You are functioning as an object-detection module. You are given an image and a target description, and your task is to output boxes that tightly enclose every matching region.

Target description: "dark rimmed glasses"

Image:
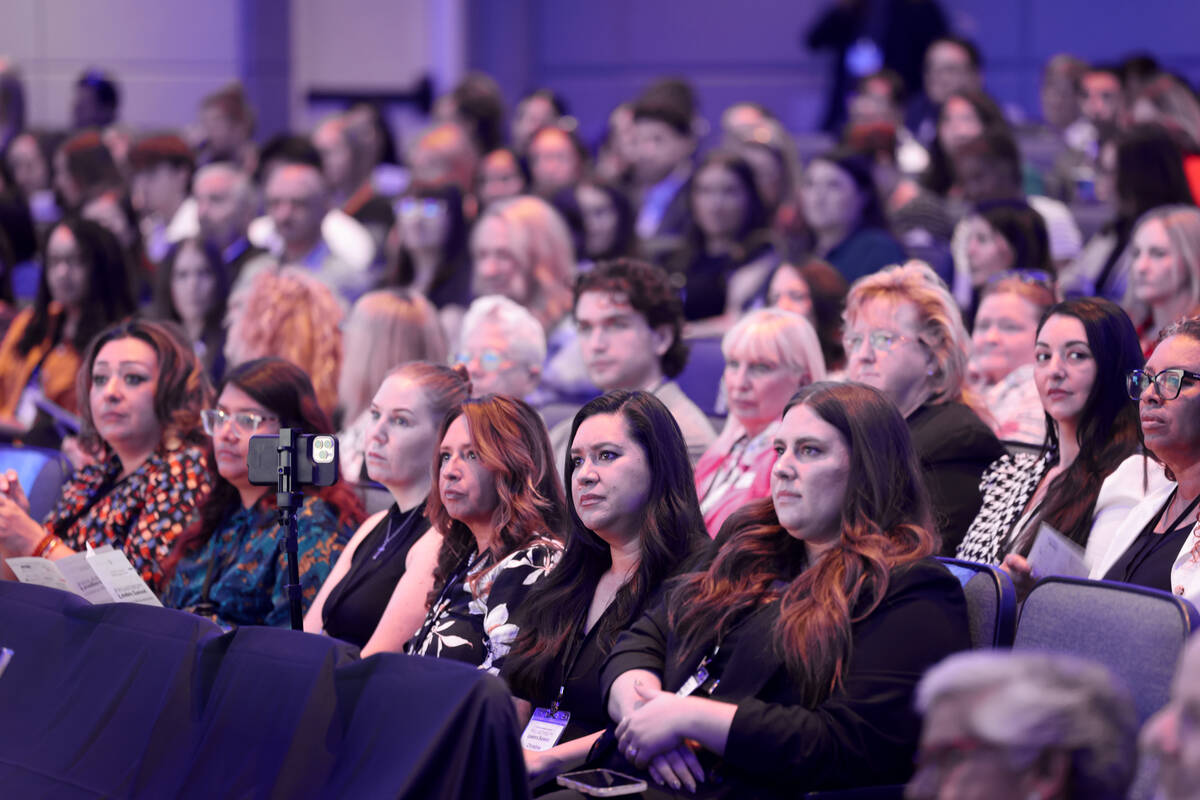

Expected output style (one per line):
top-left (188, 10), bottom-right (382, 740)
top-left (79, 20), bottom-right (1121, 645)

top-left (1126, 368), bottom-right (1200, 401)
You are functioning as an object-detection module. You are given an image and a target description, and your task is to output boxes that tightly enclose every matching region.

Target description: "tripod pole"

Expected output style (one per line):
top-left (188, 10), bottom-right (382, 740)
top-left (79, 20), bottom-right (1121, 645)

top-left (277, 428), bottom-right (304, 631)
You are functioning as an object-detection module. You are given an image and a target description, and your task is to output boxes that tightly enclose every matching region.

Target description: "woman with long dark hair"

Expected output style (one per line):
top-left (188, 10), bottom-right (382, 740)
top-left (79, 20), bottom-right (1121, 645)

top-left (563, 382), bottom-right (968, 797)
top-left (504, 390), bottom-right (708, 785)
top-left (957, 298), bottom-right (1162, 584)
top-left (153, 236), bottom-right (231, 383)
top-left (800, 149), bottom-right (905, 285)
top-left (392, 395), bottom-right (567, 670)
top-left (383, 184), bottom-right (471, 311)
top-left (161, 358), bottom-right (363, 626)
top-left (668, 151), bottom-right (779, 328)
top-left (0, 217), bottom-right (134, 440)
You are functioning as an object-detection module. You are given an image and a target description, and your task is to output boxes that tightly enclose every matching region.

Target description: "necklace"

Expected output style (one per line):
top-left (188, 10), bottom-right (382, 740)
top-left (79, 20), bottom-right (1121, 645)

top-left (371, 506), bottom-right (415, 560)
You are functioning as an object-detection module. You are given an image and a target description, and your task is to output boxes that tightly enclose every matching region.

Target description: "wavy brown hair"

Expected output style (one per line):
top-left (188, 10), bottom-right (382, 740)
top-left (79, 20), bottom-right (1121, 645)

top-left (425, 394), bottom-right (567, 604)
top-left (75, 318), bottom-right (211, 458)
top-left (668, 381), bottom-right (936, 706)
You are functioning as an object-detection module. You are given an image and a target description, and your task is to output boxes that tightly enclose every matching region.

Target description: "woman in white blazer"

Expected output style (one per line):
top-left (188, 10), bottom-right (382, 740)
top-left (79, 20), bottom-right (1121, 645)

top-left (1092, 319), bottom-right (1200, 599)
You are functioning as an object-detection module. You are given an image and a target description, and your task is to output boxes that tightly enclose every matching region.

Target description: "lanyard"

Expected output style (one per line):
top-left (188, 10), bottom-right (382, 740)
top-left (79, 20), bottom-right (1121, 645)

top-left (1123, 490), bottom-right (1200, 582)
top-left (549, 609), bottom-right (595, 713)
top-left (409, 548), bottom-right (479, 652)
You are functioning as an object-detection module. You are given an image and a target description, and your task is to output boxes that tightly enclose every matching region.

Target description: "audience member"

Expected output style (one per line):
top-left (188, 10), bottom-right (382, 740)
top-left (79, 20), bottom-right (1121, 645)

top-left (588, 382), bottom-right (968, 796)
top-left (695, 308), bottom-right (824, 536)
top-left (383, 184), bottom-right (471, 311)
top-left (71, 68), bottom-right (120, 130)
top-left (1063, 124), bottom-right (1196, 300)
top-left (476, 147), bottom-right (528, 208)
top-left (801, 149), bottom-right (906, 286)
top-left (844, 261), bottom-right (1005, 552)
top-left (506, 390), bottom-right (708, 785)
top-left (225, 267), bottom-right (344, 419)
top-left (511, 88), bottom-right (568, 157)
top-left (0, 218), bottom-right (135, 442)
top-left (669, 151), bottom-right (777, 327)
top-left (195, 81), bottom-right (257, 171)
top-left (594, 102), bottom-right (637, 189)
top-left (53, 130), bottom-right (123, 214)
top-left (1131, 74), bottom-right (1200, 163)
top-left (261, 160), bottom-right (372, 303)
top-left (631, 80), bottom-right (698, 246)
top-left (1040, 53), bottom-right (1087, 134)
top-left (958, 299), bottom-right (1156, 582)
top-left (963, 200), bottom-right (1054, 291)
top-left (453, 295), bottom-right (546, 400)
top-left (153, 236), bottom-right (230, 382)
top-left (398, 395), bottom-right (566, 668)
top-left (191, 162), bottom-right (271, 283)
top-left (336, 289), bottom-right (448, 480)
top-left (6, 130), bottom-right (64, 229)
top-left (846, 69), bottom-right (930, 175)
top-left (765, 258), bottom-right (850, 371)
top-left (528, 124), bottom-right (588, 199)
top-left (923, 87), bottom-right (1009, 198)
top-left (311, 113), bottom-right (395, 252)
top-left (1142, 631), bottom-right (1200, 800)
top-left (161, 358), bottom-right (362, 626)
top-left (433, 72), bottom-right (506, 156)
top-left (549, 259), bottom-right (715, 466)
top-left (967, 274), bottom-right (1056, 445)
top-left (1123, 205), bottom-right (1200, 354)
top-left (307, 362), bottom-right (470, 649)
top-left (551, 180), bottom-right (637, 267)
top-left (1093, 318), bottom-right (1200, 599)
top-left (0, 58), bottom-right (24, 155)
top-left (907, 650), bottom-right (1137, 800)
top-left (0, 319), bottom-right (212, 590)
top-left (408, 121), bottom-right (479, 198)
top-left (910, 36), bottom-right (985, 145)
top-left (128, 133), bottom-right (194, 263)
top-left (344, 102), bottom-right (406, 198)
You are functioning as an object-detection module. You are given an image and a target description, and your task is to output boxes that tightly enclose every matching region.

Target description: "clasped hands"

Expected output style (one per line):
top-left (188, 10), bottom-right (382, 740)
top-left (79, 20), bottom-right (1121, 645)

top-left (0, 469), bottom-right (43, 559)
top-left (615, 680), bottom-right (707, 793)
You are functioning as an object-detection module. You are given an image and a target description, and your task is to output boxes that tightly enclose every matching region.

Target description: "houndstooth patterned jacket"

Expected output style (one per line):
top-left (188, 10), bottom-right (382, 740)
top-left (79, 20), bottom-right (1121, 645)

top-left (955, 451), bottom-right (1049, 566)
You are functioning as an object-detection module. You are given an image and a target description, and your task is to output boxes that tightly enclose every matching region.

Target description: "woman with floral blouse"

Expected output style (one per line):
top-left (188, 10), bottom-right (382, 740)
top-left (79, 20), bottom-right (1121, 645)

top-left (161, 358), bottom-right (363, 627)
top-left (394, 394), bottom-right (566, 674)
top-left (0, 320), bottom-right (212, 591)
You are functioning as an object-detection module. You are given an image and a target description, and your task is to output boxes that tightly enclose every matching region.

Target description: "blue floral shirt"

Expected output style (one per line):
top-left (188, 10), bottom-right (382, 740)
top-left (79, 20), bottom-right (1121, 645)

top-left (162, 494), bottom-right (349, 628)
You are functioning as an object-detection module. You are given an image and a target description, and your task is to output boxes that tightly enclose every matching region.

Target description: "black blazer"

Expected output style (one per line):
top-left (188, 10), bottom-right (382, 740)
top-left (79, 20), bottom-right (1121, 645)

top-left (907, 402), bottom-right (1006, 556)
top-left (600, 558), bottom-right (970, 798)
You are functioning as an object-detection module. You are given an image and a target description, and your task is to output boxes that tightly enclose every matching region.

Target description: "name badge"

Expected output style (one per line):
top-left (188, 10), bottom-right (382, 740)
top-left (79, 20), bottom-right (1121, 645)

top-left (675, 666), bottom-right (709, 698)
top-left (521, 707), bottom-right (571, 751)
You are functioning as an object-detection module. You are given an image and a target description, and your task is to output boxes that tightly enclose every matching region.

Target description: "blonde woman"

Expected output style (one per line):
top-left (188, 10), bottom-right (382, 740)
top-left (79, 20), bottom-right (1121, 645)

top-left (694, 308), bottom-right (825, 536)
top-left (1122, 205), bottom-right (1200, 356)
top-left (843, 260), bottom-right (1005, 553)
top-left (224, 267), bottom-right (344, 418)
top-left (336, 289), bottom-right (448, 481)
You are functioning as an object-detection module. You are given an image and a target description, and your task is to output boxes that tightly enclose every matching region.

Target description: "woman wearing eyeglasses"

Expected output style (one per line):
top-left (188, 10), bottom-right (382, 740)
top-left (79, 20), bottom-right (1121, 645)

top-left (843, 261), bottom-right (1005, 554)
top-left (1092, 318), bottom-right (1200, 599)
top-left (161, 358), bottom-right (363, 627)
top-left (958, 299), bottom-right (1162, 588)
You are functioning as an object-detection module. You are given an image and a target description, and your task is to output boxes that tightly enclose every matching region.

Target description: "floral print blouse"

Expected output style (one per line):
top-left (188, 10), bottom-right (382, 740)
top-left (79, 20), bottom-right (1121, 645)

top-left (162, 493), bottom-right (350, 629)
top-left (407, 538), bottom-right (561, 675)
top-left (45, 444), bottom-right (212, 592)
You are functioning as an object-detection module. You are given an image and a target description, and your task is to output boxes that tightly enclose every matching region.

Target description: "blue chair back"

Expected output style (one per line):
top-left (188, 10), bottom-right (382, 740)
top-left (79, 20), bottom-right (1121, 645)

top-left (1015, 576), bottom-right (1200, 724)
top-left (0, 444), bottom-right (71, 521)
top-left (937, 557), bottom-right (1017, 648)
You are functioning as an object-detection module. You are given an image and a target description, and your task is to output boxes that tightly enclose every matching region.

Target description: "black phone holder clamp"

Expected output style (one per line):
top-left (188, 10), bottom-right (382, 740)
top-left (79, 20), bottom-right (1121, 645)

top-left (275, 428), bottom-right (306, 631)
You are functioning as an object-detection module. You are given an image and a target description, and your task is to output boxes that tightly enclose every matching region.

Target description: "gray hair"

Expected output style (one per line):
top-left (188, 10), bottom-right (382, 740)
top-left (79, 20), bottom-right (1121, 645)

top-left (915, 650), bottom-right (1138, 800)
top-left (458, 294), bottom-right (547, 368)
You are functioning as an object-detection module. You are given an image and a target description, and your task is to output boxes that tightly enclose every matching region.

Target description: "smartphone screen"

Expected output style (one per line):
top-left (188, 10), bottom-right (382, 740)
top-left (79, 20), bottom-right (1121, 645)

top-left (557, 768), bottom-right (647, 794)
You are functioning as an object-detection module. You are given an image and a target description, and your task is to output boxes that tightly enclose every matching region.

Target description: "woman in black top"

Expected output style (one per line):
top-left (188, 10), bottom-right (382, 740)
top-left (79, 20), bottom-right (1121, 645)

top-left (564, 382), bottom-right (969, 798)
top-left (504, 390), bottom-right (708, 786)
top-left (304, 362), bottom-right (470, 648)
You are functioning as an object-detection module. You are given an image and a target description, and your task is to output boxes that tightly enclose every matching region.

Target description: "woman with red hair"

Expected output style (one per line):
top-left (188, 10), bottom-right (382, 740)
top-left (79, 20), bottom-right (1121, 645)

top-left (379, 394), bottom-right (566, 671)
top-left (566, 382), bottom-right (969, 797)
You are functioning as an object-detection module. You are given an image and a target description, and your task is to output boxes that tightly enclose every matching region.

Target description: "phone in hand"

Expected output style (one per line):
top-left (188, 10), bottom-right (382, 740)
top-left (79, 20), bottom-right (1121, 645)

top-left (556, 768), bottom-right (648, 796)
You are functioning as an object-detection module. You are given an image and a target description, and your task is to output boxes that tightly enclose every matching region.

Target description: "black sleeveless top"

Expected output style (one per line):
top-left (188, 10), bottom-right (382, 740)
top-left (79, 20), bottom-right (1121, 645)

top-left (321, 500), bottom-right (430, 648)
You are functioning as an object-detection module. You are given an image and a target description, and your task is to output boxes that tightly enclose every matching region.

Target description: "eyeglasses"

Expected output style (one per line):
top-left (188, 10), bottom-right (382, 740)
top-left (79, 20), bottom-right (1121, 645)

top-left (397, 197), bottom-right (446, 219)
top-left (453, 349), bottom-right (514, 373)
top-left (201, 408), bottom-right (277, 436)
top-left (1127, 368), bottom-right (1200, 401)
top-left (842, 330), bottom-right (919, 354)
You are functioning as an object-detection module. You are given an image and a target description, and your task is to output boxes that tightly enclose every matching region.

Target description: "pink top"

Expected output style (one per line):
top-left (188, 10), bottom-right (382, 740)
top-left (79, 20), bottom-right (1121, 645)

top-left (694, 420), bottom-right (779, 538)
